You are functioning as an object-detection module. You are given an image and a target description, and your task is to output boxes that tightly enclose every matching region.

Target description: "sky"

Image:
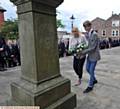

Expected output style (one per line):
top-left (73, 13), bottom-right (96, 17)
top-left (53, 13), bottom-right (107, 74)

top-left (0, 0), bottom-right (17, 19)
top-left (1, 0), bottom-right (120, 32)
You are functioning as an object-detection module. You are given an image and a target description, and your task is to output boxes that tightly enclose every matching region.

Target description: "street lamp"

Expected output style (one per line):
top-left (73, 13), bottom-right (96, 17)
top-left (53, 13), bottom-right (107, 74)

top-left (70, 14), bottom-right (75, 30)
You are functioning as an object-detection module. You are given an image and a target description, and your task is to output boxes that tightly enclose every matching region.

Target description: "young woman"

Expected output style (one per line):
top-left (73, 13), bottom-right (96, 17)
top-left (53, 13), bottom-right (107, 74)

top-left (69, 27), bottom-right (88, 85)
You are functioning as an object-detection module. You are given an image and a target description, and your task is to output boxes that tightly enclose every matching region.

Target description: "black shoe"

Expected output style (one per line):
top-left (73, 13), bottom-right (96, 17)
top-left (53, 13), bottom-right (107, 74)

top-left (93, 80), bottom-right (98, 85)
top-left (0, 68), bottom-right (7, 71)
top-left (83, 87), bottom-right (93, 93)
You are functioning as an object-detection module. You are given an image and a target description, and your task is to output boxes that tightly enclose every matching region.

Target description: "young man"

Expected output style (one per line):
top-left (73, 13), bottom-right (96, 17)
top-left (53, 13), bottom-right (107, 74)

top-left (81, 20), bottom-right (101, 93)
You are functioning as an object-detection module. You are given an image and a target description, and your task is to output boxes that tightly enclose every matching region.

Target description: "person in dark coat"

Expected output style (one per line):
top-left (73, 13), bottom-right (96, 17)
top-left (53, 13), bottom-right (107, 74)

top-left (0, 37), bottom-right (7, 71)
top-left (58, 40), bottom-right (65, 58)
top-left (6, 40), bottom-right (17, 67)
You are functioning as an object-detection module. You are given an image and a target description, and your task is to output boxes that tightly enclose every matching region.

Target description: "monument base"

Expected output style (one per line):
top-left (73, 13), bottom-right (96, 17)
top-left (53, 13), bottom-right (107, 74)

top-left (8, 76), bottom-right (76, 109)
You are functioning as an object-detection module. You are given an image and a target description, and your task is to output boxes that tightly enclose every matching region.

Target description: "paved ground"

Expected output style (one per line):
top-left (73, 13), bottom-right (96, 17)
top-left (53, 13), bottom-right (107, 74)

top-left (0, 47), bottom-right (120, 109)
top-left (60, 47), bottom-right (120, 109)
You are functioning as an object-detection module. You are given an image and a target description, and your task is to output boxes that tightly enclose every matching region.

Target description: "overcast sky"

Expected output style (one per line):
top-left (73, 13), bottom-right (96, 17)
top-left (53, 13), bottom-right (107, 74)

top-left (0, 0), bottom-right (17, 19)
top-left (1, 0), bottom-right (120, 32)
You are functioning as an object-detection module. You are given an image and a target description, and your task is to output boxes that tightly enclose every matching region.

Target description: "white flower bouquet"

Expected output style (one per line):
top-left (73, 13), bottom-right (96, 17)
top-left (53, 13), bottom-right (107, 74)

top-left (69, 43), bottom-right (88, 54)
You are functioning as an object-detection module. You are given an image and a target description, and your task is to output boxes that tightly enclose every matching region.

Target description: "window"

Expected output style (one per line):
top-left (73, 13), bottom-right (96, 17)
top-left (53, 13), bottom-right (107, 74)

top-left (102, 30), bottom-right (106, 36)
top-left (95, 30), bottom-right (98, 33)
top-left (112, 30), bottom-right (115, 36)
top-left (111, 30), bottom-right (119, 36)
top-left (116, 30), bottom-right (119, 36)
top-left (112, 20), bottom-right (119, 27)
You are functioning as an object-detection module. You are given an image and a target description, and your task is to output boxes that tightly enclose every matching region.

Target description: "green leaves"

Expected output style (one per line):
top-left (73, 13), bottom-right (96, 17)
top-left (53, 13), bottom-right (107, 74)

top-left (1, 19), bottom-right (18, 40)
top-left (1, 18), bottom-right (65, 39)
top-left (57, 19), bottom-right (65, 28)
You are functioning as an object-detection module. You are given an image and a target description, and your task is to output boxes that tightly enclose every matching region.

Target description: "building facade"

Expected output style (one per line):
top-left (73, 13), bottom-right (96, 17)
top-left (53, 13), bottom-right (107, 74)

top-left (0, 6), bottom-right (6, 31)
top-left (91, 13), bottom-right (120, 39)
top-left (57, 31), bottom-right (70, 42)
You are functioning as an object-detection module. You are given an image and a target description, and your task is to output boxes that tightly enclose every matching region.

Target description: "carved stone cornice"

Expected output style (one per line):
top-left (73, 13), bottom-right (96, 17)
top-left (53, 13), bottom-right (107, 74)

top-left (10, 0), bottom-right (64, 8)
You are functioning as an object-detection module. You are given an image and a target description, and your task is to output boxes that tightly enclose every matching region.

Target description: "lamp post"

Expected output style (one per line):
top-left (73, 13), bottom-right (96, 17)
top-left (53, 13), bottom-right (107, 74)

top-left (70, 14), bottom-right (75, 30)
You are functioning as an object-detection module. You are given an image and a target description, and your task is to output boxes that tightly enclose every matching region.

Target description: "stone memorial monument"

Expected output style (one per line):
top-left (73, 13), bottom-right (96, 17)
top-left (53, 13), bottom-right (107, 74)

top-left (9, 0), bottom-right (76, 109)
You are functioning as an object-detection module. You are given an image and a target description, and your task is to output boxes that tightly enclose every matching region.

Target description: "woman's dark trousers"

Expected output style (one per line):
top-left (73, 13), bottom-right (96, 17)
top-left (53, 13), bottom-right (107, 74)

top-left (73, 56), bottom-right (86, 79)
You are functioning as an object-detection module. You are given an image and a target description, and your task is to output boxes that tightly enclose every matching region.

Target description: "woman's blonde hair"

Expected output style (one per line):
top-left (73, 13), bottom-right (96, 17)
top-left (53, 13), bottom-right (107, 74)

top-left (72, 27), bottom-right (79, 33)
top-left (72, 27), bottom-right (83, 36)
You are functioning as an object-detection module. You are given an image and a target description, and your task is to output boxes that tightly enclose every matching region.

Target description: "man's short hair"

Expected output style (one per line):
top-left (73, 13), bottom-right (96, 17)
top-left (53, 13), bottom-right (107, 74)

top-left (83, 20), bottom-right (92, 27)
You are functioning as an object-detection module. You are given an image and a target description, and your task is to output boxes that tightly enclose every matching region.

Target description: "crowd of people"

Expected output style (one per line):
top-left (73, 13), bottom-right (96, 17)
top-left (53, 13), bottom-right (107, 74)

top-left (99, 37), bottom-right (120, 49)
top-left (58, 36), bottom-right (120, 58)
top-left (58, 38), bottom-right (70, 57)
top-left (0, 37), bottom-right (20, 71)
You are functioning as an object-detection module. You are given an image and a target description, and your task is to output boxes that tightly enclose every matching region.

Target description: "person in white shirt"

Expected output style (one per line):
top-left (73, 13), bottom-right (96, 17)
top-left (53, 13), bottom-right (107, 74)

top-left (69, 27), bottom-right (88, 85)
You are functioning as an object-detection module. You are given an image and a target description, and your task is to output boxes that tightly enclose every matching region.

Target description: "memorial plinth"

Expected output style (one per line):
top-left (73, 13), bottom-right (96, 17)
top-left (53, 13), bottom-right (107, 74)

top-left (9, 0), bottom-right (76, 108)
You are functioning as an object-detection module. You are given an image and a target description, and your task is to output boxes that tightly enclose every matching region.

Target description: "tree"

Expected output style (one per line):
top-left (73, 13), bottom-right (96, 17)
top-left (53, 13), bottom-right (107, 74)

top-left (56, 10), bottom-right (65, 28)
top-left (1, 19), bottom-right (18, 39)
top-left (1, 18), bottom-right (64, 39)
top-left (57, 19), bottom-right (65, 28)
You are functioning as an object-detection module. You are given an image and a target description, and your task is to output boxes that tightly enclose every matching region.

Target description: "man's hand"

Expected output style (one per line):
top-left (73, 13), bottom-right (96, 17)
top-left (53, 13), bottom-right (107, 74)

top-left (76, 51), bottom-right (82, 58)
top-left (0, 48), bottom-right (3, 51)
